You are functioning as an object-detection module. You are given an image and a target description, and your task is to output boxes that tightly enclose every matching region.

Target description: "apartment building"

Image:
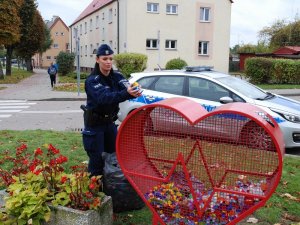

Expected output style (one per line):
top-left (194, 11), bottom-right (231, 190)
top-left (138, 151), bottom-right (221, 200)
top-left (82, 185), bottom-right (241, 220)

top-left (33, 16), bottom-right (70, 68)
top-left (70, 0), bottom-right (232, 73)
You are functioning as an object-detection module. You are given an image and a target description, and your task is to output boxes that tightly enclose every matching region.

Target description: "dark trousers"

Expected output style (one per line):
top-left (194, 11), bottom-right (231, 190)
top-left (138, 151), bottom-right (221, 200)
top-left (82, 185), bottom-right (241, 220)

top-left (50, 74), bottom-right (56, 87)
top-left (82, 123), bottom-right (117, 176)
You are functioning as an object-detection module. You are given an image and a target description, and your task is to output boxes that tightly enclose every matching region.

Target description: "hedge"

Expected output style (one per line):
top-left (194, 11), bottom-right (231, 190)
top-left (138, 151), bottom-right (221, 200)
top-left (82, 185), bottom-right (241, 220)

top-left (113, 53), bottom-right (147, 78)
top-left (245, 57), bottom-right (300, 84)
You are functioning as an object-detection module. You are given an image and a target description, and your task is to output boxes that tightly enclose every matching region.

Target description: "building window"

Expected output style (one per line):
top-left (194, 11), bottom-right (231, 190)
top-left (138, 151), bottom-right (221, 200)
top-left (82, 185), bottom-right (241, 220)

top-left (66, 43), bottom-right (70, 50)
top-left (147, 3), bottom-right (159, 13)
top-left (198, 41), bottom-right (209, 55)
top-left (80, 24), bottom-right (82, 35)
top-left (166, 4), bottom-right (178, 14)
top-left (90, 19), bottom-right (93, 31)
top-left (146, 39), bottom-right (158, 49)
top-left (53, 44), bottom-right (59, 48)
top-left (108, 8), bottom-right (113, 23)
top-left (46, 56), bottom-right (51, 60)
top-left (90, 44), bottom-right (94, 55)
top-left (165, 40), bottom-right (177, 49)
top-left (80, 46), bottom-right (83, 56)
top-left (85, 45), bottom-right (87, 56)
top-left (102, 12), bottom-right (105, 20)
top-left (96, 16), bottom-right (99, 28)
top-left (84, 22), bottom-right (87, 33)
top-left (55, 32), bottom-right (59, 36)
top-left (200, 7), bottom-right (210, 22)
top-left (61, 32), bottom-right (64, 36)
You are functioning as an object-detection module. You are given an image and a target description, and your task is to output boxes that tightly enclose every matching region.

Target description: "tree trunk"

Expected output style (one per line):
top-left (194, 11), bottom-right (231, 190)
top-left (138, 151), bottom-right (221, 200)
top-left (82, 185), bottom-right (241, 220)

top-left (5, 45), bottom-right (13, 76)
top-left (0, 61), bottom-right (4, 80)
top-left (25, 58), bottom-right (33, 71)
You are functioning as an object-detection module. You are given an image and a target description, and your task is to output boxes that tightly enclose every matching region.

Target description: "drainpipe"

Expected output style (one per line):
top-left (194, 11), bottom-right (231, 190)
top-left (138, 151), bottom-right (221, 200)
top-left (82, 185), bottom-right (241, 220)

top-left (117, 0), bottom-right (120, 54)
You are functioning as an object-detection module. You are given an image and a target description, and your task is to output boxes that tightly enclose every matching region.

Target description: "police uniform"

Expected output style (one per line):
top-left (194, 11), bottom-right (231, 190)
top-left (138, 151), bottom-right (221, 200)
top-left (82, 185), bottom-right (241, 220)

top-left (82, 44), bottom-right (133, 176)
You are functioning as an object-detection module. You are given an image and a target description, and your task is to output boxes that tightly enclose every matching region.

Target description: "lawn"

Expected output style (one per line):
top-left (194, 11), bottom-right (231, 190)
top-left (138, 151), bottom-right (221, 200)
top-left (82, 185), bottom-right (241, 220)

top-left (0, 67), bottom-right (33, 84)
top-left (0, 130), bottom-right (299, 225)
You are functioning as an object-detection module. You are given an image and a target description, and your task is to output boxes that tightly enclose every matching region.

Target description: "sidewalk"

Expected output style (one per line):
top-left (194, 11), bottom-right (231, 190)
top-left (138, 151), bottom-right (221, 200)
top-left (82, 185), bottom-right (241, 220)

top-left (0, 68), bottom-right (87, 101)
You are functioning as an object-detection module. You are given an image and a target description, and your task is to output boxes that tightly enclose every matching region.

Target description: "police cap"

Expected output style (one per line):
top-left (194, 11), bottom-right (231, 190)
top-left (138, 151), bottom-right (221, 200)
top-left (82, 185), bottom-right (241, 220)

top-left (96, 44), bottom-right (114, 56)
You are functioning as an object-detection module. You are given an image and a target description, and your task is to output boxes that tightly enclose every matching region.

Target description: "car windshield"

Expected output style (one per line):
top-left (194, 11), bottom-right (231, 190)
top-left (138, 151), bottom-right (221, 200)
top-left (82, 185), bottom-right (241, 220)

top-left (216, 76), bottom-right (267, 99)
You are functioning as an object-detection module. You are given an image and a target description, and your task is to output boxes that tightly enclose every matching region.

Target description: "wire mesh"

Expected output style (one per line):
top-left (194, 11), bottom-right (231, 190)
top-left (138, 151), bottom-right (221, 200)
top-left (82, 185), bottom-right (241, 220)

top-left (117, 99), bottom-right (283, 225)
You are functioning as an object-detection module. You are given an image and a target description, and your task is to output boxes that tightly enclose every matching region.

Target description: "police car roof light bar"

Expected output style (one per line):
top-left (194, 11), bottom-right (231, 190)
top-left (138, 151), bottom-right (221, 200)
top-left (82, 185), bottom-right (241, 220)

top-left (185, 66), bottom-right (214, 72)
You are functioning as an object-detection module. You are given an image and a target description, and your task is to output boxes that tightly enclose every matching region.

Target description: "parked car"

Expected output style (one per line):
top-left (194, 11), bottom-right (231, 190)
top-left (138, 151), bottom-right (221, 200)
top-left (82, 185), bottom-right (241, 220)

top-left (118, 66), bottom-right (300, 150)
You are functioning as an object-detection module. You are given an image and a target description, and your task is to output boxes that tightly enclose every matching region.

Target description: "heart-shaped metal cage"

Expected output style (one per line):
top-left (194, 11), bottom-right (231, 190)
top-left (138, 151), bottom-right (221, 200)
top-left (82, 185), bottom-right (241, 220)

top-left (116, 97), bottom-right (284, 225)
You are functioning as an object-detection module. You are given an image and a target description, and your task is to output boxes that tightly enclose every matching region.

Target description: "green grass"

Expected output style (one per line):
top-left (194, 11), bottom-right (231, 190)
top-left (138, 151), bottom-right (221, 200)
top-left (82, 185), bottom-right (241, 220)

top-left (0, 130), bottom-right (299, 224)
top-left (257, 84), bottom-right (300, 90)
top-left (0, 67), bottom-right (33, 84)
top-left (55, 72), bottom-right (86, 92)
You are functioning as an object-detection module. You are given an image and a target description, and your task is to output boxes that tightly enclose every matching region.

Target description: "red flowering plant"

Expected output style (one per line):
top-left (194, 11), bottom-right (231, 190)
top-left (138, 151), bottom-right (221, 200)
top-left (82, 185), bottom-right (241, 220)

top-left (0, 143), bottom-right (104, 225)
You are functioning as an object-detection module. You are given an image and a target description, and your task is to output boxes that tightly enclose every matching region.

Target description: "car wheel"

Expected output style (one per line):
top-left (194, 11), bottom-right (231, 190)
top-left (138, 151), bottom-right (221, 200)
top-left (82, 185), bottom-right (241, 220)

top-left (239, 121), bottom-right (274, 150)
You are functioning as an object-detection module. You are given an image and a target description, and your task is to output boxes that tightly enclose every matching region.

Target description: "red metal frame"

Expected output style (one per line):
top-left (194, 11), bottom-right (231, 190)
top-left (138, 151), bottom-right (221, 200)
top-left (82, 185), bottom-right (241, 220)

top-left (116, 97), bottom-right (284, 225)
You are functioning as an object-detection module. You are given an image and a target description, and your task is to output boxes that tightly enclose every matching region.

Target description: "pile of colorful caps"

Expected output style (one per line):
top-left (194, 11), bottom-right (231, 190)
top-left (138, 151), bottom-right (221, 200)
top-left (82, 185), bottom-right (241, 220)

top-left (144, 175), bottom-right (267, 224)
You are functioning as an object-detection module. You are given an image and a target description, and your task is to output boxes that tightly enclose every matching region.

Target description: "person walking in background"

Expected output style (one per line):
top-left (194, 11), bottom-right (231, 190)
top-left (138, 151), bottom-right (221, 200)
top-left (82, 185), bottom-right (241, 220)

top-left (81, 44), bottom-right (142, 177)
top-left (47, 62), bottom-right (57, 89)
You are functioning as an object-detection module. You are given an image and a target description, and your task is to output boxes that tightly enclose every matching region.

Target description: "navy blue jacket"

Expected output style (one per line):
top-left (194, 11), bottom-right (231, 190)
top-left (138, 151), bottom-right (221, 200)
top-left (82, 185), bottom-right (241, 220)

top-left (85, 69), bottom-right (133, 116)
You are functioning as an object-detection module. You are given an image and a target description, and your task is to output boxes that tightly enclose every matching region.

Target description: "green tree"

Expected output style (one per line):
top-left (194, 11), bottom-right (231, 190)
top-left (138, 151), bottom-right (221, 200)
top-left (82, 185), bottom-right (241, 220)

top-left (0, 0), bottom-right (23, 77)
top-left (56, 51), bottom-right (75, 75)
top-left (41, 25), bottom-right (52, 52)
top-left (269, 20), bottom-right (300, 49)
top-left (259, 18), bottom-right (300, 50)
top-left (16, 0), bottom-right (45, 71)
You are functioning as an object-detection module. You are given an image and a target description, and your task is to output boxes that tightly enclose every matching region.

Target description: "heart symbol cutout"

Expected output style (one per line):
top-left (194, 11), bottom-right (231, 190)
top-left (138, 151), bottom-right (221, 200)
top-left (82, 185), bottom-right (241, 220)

top-left (117, 97), bottom-right (284, 225)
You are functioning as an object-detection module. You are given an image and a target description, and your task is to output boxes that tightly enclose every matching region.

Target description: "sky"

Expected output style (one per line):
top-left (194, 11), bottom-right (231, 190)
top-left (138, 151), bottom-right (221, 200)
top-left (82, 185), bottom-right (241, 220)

top-left (36, 0), bottom-right (299, 47)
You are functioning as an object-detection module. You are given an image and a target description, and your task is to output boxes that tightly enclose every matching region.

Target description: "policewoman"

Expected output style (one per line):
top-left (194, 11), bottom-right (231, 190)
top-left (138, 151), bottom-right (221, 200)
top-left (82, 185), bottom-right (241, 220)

top-left (82, 44), bottom-right (141, 177)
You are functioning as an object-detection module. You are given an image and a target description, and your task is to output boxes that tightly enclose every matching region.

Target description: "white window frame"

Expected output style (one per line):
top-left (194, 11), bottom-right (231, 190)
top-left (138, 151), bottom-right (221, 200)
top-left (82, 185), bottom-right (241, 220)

top-left (90, 44), bottom-right (94, 55)
top-left (146, 39), bottom-right (158, 49)
top-left (96, 15), bottom-right (99, 28)
top-left (90, 19), bottom-right (93, 31)
top-left (200, 7), bottom-right (210, 22)
top-left (198, 41), bottom-right (209, 55)
top-left (147, 2), bottom-right (159, 13)
top-left (108, 8), bottom-right (113, 23)
top-left (165, 40), bottom-right (177, 50)
top-left (166, 4), bottom-right (178, 14)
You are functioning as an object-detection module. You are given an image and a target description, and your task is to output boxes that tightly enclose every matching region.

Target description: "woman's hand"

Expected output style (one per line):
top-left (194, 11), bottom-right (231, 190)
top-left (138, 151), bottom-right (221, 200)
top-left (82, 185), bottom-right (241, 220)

top-left (127, 84), bottom-right (142, 98)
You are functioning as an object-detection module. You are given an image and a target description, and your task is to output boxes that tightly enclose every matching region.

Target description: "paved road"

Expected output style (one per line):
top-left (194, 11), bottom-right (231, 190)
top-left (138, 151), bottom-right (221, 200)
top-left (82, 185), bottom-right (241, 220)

top-left (0, 69), bottom-right (86, 131)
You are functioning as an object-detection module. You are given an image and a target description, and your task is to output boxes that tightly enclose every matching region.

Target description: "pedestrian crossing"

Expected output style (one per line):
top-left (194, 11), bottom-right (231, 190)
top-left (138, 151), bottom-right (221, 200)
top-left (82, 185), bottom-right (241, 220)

top-left (0, 100), bottom-right (36, 122)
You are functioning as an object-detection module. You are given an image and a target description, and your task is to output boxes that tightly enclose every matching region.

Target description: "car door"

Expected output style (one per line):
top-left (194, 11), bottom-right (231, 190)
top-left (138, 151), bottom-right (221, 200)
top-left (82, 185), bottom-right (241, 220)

top-left (187, 77), bottom-right (245, 141)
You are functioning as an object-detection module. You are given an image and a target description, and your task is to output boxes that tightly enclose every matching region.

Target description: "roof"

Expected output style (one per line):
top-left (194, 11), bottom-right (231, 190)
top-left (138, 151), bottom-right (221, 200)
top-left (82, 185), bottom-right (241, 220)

top-left (70, 0), bottom-right (114, 26)
top-left (273, 46), bottom-right (300, 55)
top-left (46, 16), bottom-right (69, 31)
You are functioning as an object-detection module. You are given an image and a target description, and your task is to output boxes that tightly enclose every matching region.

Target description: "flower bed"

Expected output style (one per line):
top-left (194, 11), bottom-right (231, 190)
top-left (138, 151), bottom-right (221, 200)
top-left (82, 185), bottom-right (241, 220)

top-left (0, 143), bottom-right (113, 225)
top-left (0, 190), bottom-right (113, 225)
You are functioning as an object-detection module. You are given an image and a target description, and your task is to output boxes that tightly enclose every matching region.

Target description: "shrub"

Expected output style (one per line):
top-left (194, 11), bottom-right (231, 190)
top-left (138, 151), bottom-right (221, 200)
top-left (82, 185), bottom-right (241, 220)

top-left (72, 72), bottom-right (89, 80)
top-left (271, 59), bottom-right (300, 84)
top-left (114, 53), bottom-right (147, 78)
top-left (56, 52), bottom-right (75, 76)
top-left (245, 57), bottom-right (273, 84)
top-left (165, 58), bottom-right (188, 70)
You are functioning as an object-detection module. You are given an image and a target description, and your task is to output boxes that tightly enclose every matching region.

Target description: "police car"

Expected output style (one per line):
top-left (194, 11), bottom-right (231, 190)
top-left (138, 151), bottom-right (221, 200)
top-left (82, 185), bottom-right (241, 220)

top-left (118, 66), bottom-right (300, 150)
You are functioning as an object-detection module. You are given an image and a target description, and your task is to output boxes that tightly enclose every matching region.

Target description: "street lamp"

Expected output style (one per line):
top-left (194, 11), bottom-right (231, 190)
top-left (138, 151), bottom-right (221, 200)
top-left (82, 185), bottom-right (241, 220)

top-left (74, 28), bottom-right (81, 96)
